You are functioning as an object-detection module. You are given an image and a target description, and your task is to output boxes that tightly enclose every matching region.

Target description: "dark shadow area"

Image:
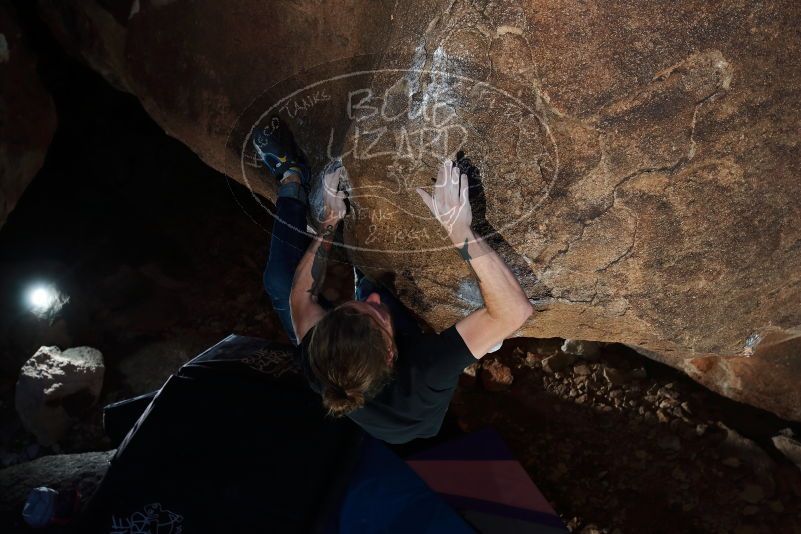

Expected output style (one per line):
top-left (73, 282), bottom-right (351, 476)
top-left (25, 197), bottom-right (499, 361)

top-left (455, 339), bottom-right (801, 533)
top-left (0, 3), bottom-right (283, 465)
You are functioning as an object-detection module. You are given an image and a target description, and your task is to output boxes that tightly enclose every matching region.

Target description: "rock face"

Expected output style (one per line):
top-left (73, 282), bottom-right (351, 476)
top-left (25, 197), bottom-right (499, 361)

top-left (0, 450), bottom-right (113, 518)
top-left (15, 346), bottom-right (105, 446)
top-left (630, 334), bottom-right (801, 422)
top-left (0, 2), bottom-right (57, 228)
top-left (38, 1), bottom-right (801, 420)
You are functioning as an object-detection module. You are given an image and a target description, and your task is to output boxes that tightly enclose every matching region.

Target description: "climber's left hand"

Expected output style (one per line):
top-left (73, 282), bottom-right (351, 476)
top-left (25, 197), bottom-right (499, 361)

top-left (320, 165), bottom-right (347, 225)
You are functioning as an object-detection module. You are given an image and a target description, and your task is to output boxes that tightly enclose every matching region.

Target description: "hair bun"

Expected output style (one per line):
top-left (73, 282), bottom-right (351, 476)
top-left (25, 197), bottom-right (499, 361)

top-left (323, 386), bottom-right (366, 417)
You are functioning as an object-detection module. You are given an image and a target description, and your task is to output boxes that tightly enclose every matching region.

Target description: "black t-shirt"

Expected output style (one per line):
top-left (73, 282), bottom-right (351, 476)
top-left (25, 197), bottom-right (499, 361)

top-left (298, 325), bottom-right (475, 444)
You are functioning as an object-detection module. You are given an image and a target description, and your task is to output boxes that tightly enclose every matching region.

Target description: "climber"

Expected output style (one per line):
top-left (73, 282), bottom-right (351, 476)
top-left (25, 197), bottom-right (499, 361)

top-left (256, 118), bottom-right (533, 444)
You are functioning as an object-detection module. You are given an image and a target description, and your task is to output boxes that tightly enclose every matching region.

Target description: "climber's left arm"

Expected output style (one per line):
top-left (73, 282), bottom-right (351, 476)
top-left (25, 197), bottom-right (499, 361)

top-left (289, 219), bottom-right (339, 342)
top-left (289, 167), bottom-right (348, 342)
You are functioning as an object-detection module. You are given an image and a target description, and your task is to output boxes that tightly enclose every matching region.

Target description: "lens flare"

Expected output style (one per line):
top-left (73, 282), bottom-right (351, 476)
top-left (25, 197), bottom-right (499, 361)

top-left (25, 284), bottom-right (67, 318)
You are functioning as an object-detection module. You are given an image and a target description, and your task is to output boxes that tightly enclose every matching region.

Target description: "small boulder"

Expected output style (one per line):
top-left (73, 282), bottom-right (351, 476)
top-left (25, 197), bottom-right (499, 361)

top-left (15, 346), bottom-right (104, 446)
top-left (524, 352), bottom-right (542, 368)
top-left (561, 339), bottom-right (601, 360)
top-left (772, 434), bottom-right (801, 472)
top-left (573, 364), bottom-right (591, 377)
top-left (481, 360), bottom-right (514, 391)
top-left (602, 366), bottom-right (629, 386)
top-left (542, 352), bottom-right (576, 374)
top-left (525, 339), bottom-right (563, 358)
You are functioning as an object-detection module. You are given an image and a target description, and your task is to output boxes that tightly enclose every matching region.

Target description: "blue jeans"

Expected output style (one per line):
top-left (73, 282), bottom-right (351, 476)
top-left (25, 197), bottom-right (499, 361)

top-left (263, 188), bottom-right (419, 345)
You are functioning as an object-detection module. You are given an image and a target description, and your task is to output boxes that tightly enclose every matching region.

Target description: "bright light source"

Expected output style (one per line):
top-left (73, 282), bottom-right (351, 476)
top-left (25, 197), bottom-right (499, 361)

top-left (29, 286), bottom-right (55, 309)
top-left (25, 283), bottom-right (67, 319)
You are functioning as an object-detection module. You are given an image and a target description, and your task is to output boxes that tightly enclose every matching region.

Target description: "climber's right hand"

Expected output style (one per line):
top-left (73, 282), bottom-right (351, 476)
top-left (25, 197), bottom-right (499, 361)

top-left (415, 159), bottom-right (472, 239)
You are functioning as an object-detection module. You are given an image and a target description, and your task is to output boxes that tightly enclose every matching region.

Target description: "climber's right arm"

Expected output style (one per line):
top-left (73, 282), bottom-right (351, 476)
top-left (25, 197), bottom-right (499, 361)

top-left (448, 224), bottom-right (533, 358)
top-left (416, 159), bottom-right (532, 359)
